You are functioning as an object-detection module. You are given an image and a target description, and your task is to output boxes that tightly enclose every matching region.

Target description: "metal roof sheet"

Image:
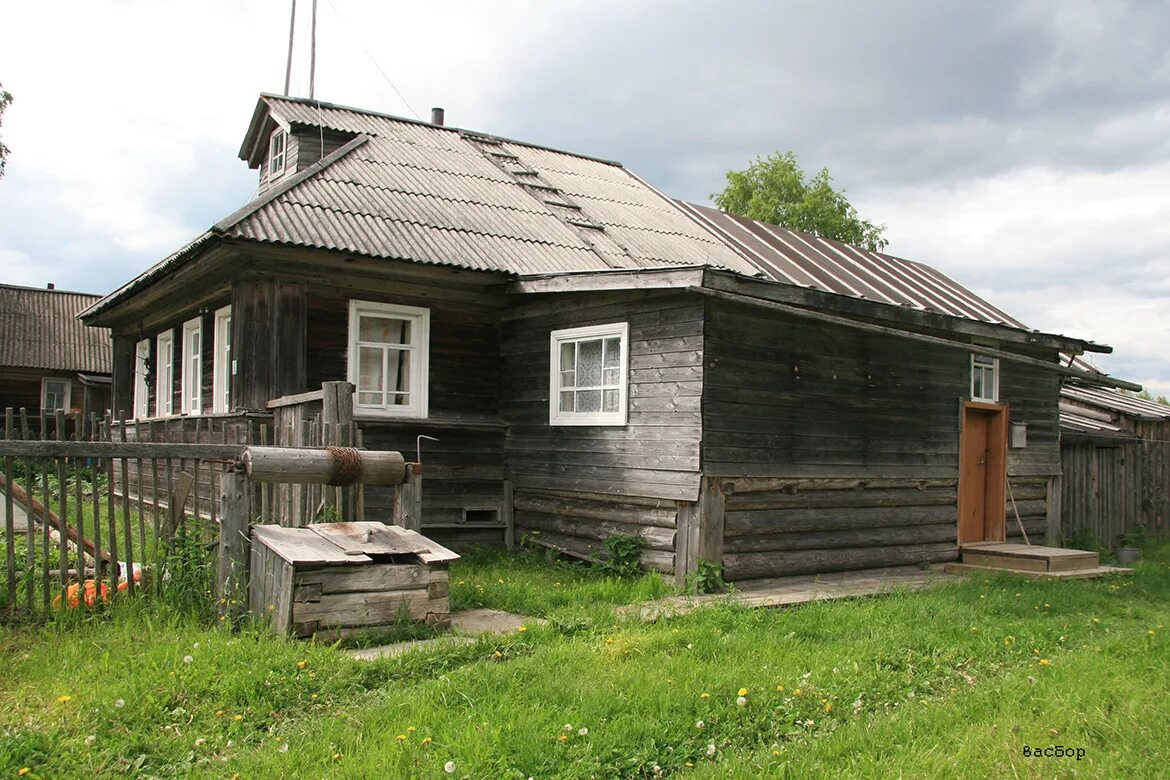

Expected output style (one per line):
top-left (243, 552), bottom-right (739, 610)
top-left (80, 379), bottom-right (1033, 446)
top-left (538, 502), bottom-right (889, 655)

top-left (1060, 385), bottom-right (1170, 421)
top-left (0, 285), bottom-right (111, 373)
top-left (218, 95), bottom-right (754, 278)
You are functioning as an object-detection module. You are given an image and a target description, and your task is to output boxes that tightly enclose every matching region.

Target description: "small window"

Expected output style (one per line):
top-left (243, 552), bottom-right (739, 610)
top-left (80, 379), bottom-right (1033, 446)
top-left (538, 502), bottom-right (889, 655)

top-left (133, 338), bottom-right (151, 419)
top-left (269, 129), bottom-right (287, 177)
top-left (347, 300), bottom-right (430, 418)
top-left (549, 322), bottom-right (629, 426)
top-left (181, 318), bottom-right (203, 415)
top-left (971, 353), bottom-right (999, 402)
top-left (41, 378), bottom-right (70, 412)
top-left (155, 330), bottom-right (174, 416)
top-left (212, 306), bottom-right (232, 413)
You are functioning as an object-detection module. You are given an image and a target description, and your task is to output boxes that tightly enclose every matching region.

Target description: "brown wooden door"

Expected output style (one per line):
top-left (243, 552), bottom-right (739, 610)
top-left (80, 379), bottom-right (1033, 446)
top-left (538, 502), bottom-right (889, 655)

top-left (958, 404), bottom-right (1008, 544)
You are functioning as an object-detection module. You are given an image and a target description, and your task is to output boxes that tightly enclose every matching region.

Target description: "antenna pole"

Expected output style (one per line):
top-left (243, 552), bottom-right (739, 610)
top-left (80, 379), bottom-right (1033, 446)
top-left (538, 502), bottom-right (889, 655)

top-left (284, 0), bottom-right (297, 96)
top-left (309, 0), bottom-right (318, 99)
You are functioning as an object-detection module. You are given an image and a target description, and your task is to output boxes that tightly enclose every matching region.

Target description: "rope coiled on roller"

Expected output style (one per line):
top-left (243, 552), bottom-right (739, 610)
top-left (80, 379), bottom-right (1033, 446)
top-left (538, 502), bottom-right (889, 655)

top-left (325, 446), bottom-right (364, 486)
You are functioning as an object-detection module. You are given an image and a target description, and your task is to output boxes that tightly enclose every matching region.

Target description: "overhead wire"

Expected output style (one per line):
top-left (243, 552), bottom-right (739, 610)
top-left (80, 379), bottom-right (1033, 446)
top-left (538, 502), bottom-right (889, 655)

top-left (323, 0), bottom-right (422, 120)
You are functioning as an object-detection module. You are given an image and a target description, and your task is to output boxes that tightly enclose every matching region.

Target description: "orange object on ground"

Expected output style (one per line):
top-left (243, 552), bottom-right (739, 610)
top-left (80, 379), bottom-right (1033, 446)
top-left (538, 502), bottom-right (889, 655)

top-left (53, 580), bottom-right (111, 609)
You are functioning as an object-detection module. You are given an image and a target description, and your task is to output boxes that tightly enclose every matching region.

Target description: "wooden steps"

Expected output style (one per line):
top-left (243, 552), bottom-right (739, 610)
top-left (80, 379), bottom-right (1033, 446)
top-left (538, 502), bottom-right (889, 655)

top-left (946, 542), bottom-right (1131, 579)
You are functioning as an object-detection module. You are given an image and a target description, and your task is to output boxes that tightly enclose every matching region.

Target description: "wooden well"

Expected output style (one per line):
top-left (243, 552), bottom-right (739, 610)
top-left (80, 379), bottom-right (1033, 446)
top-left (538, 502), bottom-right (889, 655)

top-left (248, 521), bottom-right (459, 639)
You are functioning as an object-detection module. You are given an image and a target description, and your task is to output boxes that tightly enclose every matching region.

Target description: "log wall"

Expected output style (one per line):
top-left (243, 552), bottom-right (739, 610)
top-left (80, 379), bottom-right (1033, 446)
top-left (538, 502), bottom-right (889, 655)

top-left (501, 291), bottom-right (704, 502)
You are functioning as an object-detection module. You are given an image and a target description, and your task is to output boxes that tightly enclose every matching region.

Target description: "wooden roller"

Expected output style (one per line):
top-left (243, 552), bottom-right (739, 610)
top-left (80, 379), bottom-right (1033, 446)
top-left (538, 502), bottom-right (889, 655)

top-left (241, 446), bottom-right (406, 485)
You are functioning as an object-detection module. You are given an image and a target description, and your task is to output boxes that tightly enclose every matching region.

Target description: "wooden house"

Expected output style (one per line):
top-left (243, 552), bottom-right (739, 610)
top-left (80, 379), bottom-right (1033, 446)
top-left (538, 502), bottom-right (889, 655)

top-left (1059, 383), bottom-right (1170, 547)
top-left (80, 94), bottom-right (1135, 582)
top-left (0, 283), bottom-right (112, 434)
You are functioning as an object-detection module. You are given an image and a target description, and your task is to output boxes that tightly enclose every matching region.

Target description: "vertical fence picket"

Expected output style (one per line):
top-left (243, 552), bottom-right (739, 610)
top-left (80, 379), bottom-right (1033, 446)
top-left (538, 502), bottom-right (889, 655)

top-left (55, 411), bottom-right (68, 601)
top-left (22, 409), bottom-right (35, 611)
top-left (259, 424), bottom-right (269, 524)
top-left (89, 413), bottom-right (104, 596)
top-left (152, 420), bottom-right (162, 594)
top-left (4, 408), bottom-right (15, 612)
top-left (40, 446), bottom-right (51, 611)
top-left (118, 412), bottom-right (134, 596)
top-left (104, 416), bottom-right (118, 597)
top-left (72, 412), bottom-right (85, 596)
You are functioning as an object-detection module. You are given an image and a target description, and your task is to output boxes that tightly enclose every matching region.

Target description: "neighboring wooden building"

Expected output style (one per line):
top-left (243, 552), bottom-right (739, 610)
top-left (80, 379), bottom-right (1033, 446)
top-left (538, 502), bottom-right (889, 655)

top-left (1059, 383), bottom-right (1170, 547)
top-left (80, 94), bottom-right (1134, 582)
top-left (0, 284), bottom-right (112, 433)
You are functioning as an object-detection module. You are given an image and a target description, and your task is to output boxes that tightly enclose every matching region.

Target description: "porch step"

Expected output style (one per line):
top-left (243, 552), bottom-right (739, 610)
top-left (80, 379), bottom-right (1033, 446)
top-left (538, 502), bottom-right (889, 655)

top-left (959, 542), bottom-right (1098, 573)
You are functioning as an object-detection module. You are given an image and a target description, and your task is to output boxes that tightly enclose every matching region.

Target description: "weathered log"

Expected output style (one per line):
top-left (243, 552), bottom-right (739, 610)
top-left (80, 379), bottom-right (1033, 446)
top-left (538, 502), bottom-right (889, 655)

top-left (722, 522), bottom-right (958, 554)
top-left (722, 542), bottom-right (959, 581)
top-left (243, 446), bottom-right (406, 485)
top-left (519, 528), bottom-right (674, 574)
top-left (0, 471), bottom-right (112, 564)
top-left (718, 477), bottom-right (957, 495)
top-left (726, 487), bottom-right (957, 512)
top-left (518, 511), bottom-right (675, 551)
top-left (513, 494), bottom-right (677, 528)
top-left (724, 504), bottom-right (957, 537)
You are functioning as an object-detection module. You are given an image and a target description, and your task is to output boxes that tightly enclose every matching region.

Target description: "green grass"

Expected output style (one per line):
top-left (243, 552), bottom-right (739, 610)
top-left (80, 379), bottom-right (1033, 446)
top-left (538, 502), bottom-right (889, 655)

top-left (1, 545), bottom-right (1167, 778)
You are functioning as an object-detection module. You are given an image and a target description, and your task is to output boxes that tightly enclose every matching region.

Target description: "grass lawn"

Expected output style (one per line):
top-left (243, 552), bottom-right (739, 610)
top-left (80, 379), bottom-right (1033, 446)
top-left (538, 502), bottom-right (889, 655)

top-left (1, 544), bottom-right (1167, 778)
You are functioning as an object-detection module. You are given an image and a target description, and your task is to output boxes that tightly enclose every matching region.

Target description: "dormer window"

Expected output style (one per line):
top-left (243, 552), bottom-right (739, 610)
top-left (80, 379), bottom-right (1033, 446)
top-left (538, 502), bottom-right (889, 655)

top-left (269, 129), bottom-right (288, 177)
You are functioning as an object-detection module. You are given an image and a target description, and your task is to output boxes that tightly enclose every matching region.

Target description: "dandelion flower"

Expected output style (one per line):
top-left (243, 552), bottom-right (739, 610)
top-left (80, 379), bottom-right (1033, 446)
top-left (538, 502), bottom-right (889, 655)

top-left (518, 626), bottom-right (527, 633)
top-left (57, 695), bottom-right (72, 704)
top-left (422, 737), bottom-right (432, 745)
top-left (1004, 636), bottom-right (1015, 647)
top-left (115, 698), bottom-right (125, 709)
top-left (706, 743), bottom-right (717, 757)
top-left (444, 761), bottom-right (456, 774)
top-left (279, 743), bottom-right (289, 753)
top-left (397, 734), bottom-right (407, 742)
top-left (700, 692), bottom-right (710, 699)
top-left (333, 752), bottom-right (342, 761)
top-left (558, 734), bottom-right (568, 742)
top-left (216, 710), bottom-right (225, 717)
top-left (824, 702), bottom-right (832, 713)
top-left (234, 714), bottom-right (244, 722)
top-left (1149, 630), bottom-right (1157, 636)
top-left (194, 738), bottom-right (206, 747)
top-left (578, 727), bottom-right (589, 736)
top-left (737, 688), bottom-right (749, 696)
top-left (493, 651), bottom-right (503, 658)
top-left (85, 734), bottom-right (96, 746)
top-left (1039, 659), bottom-right (1051, 666)
top-left (296, 660), bottom-right (308, 670)
top-left (696, 720), bottom-right (705, 729)
top-left (1092, 617), bottom-right (1100, 624)
top-left (736, 696), bottom-right (748, 708)
top-left (776, 684), bottom-right (784, 692)
top-left (564, 723), bottom-right (573, 731)
top-left (794, 688), bottom-right (802, 696)
top-left (19, 769), bottom-right (30, 777)
top-left (686, 762), bottom-right (694, 768)
top-left (1044, 603), bottom-right (1051, 609)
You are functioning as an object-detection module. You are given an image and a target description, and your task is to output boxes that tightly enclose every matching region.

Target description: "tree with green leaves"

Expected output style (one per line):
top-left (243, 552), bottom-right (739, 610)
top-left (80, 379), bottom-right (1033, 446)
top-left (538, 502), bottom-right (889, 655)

top-left (714, 151), bottom-right (888, 252)
top-left (0, 81), bottom-right (12, 180)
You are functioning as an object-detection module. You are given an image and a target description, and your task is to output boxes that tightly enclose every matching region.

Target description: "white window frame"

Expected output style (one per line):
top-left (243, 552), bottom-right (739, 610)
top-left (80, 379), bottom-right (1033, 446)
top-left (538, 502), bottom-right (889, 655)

top-left (549, 322), bottom-right (630, 427)
top-left (155, 330), bottom-right (174, 417)
top-left (212, 306), bottom-right (232, 414)
top-left (347, 300), bottom-right (430, 419)
top-left (971, 353), bottom-right (999, 403)
top-left (133, 338), bottom-right (151, 419)
top-left (41, 377), bottom-right (71, 413)
top-left (269, 128), bottom-right (288, 177)
top-left (181, 318), bottom-right (203, 416)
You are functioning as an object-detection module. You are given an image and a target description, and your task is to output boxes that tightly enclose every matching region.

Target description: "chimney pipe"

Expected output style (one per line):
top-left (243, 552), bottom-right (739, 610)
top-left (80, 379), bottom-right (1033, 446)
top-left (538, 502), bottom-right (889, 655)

top-left (47, 283), bottom-right (55, 290)
top-left (431, 107), bottom-right (445, 126)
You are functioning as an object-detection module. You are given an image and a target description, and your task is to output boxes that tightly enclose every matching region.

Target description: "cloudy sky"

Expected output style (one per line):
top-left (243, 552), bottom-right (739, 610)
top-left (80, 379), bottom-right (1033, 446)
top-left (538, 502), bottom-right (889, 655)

top-left (2, 1), bottom-right (1167, 392)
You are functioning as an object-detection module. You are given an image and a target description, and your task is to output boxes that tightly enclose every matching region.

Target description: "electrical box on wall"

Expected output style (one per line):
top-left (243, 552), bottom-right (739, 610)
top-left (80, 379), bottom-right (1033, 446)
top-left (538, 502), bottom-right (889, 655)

top-left (1010, 422), bottom-right (1028, 448)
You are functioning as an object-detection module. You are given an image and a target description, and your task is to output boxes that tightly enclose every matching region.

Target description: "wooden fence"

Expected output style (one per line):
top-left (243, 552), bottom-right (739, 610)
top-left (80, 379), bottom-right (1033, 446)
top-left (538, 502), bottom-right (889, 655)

top-left (0, 408), bottom-right (242, 619)
top-left (1061, 422), bottom-right (1170, 547)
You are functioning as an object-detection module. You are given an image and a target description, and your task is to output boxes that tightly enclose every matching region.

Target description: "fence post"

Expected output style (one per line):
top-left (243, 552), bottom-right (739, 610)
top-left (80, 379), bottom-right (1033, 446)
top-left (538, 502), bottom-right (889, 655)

top-left (321, 381), bottom-right (356, 520)
top-left (217, 470), bottom-right (250, 623)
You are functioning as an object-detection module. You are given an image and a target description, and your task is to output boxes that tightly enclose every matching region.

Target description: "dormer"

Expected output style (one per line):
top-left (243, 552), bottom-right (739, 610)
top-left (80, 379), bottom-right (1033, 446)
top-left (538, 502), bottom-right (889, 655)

top-left (239, 94), bottom-right (357, 196)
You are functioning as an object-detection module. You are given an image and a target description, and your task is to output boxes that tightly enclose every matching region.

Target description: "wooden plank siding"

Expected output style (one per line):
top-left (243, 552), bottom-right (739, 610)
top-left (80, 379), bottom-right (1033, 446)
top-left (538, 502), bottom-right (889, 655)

top-left (701, 297), bottom-right (1063, 580)
top-left (501, 291), bottom-right (704, 501)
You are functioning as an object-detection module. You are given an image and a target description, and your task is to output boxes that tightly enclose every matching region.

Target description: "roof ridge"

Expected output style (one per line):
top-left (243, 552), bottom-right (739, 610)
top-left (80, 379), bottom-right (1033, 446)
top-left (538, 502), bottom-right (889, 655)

top-left (261, 93), bottom-right (627, 169)
top-left (0, 283), bottom-right (103, 298)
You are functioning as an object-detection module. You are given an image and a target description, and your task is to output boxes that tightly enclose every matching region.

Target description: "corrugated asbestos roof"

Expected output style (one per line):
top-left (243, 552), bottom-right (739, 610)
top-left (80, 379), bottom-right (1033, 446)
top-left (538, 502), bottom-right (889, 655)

top-left (1061, 385), bottom-right (1170, 422)
top-left (221, 95), bottom-right (756, 277)
top-left (678, 202), bottom-right (1030, 327)
top-left (0, 285), bottom-right (111, 373)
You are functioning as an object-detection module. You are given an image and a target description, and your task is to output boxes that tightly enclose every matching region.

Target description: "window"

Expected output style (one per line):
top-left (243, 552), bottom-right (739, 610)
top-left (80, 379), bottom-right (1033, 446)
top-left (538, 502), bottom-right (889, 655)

top-left (971, 353), bottom-right (999, 402)
top-left (155, 330), bottom-right (174, 416)
top-left (181, 318), bottom-right (202, 415)
top-left (347, 300), bottom-right (430, 418)
top-left (269, 129), bottom-right (287, 177)
top-left (41, 378), bottom-right (70, 412)
top-left (133, 338), bottom-right (151, 419)
top-left (212, 306), bottom-right (232, 413)
top-left (549, 322), bottom-right (629, 426)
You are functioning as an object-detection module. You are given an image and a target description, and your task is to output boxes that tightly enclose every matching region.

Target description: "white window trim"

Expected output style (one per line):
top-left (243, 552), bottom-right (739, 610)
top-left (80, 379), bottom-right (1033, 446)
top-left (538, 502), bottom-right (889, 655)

top-left (346, 300), bottom-right (430, 419)
top-left (181, 318), bottom-right (203, 416)
top-left (40, 377), bottom-right (71, 413)
top-left (269, 128), bottom-right (288, 178)
top-left (155, 330), bottom-right (174, 417)
top-left (133, 338), bottom-right (151, 419)
top-left (549, 322), bottom-right (630, 427)
top-left (971, 353), bottom-right (1000, 403)
top-left (212, 306), bottom-right (232, 414)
